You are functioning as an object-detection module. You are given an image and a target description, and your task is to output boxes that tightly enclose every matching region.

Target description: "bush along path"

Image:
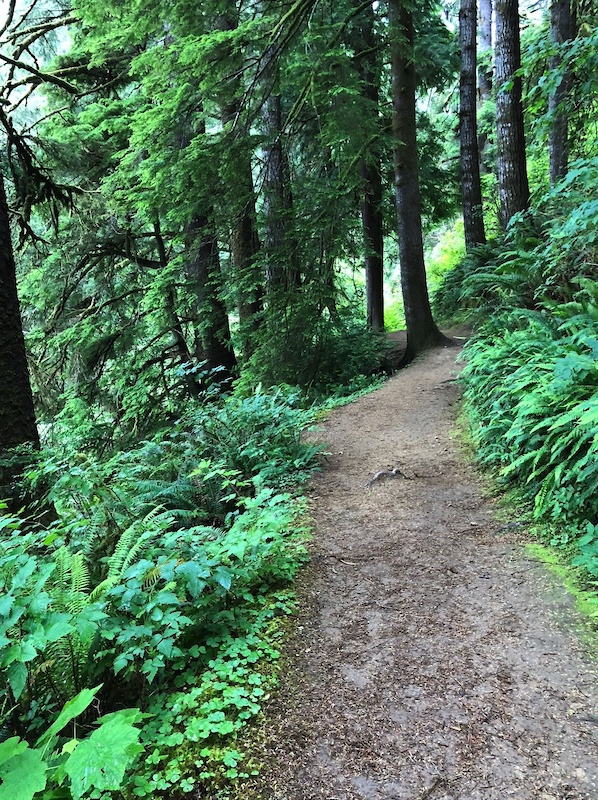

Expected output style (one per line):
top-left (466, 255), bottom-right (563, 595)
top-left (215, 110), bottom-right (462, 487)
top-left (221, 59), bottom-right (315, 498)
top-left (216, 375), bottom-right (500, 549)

top-left (252, 344), bottom-right (598, 800)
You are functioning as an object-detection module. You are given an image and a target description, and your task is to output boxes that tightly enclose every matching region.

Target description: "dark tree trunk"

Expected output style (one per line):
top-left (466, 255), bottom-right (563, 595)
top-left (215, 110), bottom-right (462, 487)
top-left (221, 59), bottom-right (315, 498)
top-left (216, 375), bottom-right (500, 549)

top-left (355, 1), bottom-right (384, 331)
top-left (216, 11), bottom-right (263, 357)
top-left (460, 0), bottom-right (487, 249)
top-left (0, 173), bottom-right (39, 454)
top-left (495, 0), bottom-right (530, 228)
top-left (171, 107), bottom-right (237, 380)
top-left (261, 81), bottom-right (300, 292)
top-left (184, 214), bottom-right (237, 379)
top-left (549, 0), bottom-right (574, 185)
top-left (221, 96), bottom-right (263, 358)
top-left (389, 0), bottom-right (447, 364)
top-left (361, 159), bottom-right (385, 330)
top-left (0, 172), bottom-right (41, 510)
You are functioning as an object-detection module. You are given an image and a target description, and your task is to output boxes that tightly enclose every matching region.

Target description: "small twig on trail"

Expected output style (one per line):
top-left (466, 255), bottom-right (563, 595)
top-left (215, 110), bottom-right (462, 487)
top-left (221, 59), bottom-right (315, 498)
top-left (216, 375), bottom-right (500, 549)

top-left (331, 555), bottom-right (358, 566)
top-left (419, 776), bottom-right (445, 799)
top-left (319, 553), bottom-right (358, 566)
top-left (366, 466), bottom-right (412, 487)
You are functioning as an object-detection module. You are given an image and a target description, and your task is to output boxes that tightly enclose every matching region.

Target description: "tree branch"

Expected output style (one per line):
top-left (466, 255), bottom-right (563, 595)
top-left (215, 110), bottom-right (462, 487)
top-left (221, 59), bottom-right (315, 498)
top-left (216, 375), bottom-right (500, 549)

top-left (0, 52), bottom-right (78, 94)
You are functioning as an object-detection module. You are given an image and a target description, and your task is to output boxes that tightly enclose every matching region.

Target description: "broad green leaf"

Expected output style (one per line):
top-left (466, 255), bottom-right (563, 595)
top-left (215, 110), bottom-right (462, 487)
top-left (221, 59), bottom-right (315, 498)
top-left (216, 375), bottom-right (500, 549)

top-left (64, 712), bottom-right (143, 799)
top-left (43, 614), bottom-right (75, 643)
top-left (0, 744), bottom-right (46, 800)
top-left (7, 662), bottom-right (27, 701)
top-left (0, 739), bottom-right (28, 768)
top-left (37, 686), bottom-right (102, 751)
top-left (0, 595), bottom-right (14, 618)
top-left (213, 566), bottom-right (232, 592)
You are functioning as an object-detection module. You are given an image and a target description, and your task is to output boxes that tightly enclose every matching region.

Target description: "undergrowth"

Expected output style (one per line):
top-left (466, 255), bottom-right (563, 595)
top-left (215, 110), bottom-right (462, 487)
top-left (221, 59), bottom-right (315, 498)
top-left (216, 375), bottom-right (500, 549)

top-left (446, 161), bottom-right (598, 619)
top-left (0, 384), bottom-right (323, 799)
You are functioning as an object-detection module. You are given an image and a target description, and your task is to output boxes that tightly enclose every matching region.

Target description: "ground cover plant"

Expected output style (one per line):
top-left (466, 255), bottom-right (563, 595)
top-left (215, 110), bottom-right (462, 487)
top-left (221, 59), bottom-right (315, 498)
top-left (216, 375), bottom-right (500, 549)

top-left (437, 162), bottom-right (598, 612)
top-left (0, 385), bottom-right (323, 799)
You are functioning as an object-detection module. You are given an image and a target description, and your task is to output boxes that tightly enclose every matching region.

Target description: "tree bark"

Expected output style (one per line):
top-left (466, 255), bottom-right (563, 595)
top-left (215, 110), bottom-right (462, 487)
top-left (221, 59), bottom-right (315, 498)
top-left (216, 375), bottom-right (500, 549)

top-left (261, 85), bottom-right (300, 292)
top-left (495, 0), bottom-right (530, 228)
top-left (0, 173), bottom-right (39, 454)
top-left (0, 171), bottom-right (42, 511)
top-left (216, 10), bottom-right (263, 357)
top-left (389, 0), bottom-right (447, 364)
top-left (355, 1), bottom-right (384, 331)
top-left (221, 95), bottom-right (263, 358)
top-left (361, 158), bottom-right (385, 330)
top-left (184, 213), bottom-right (237, 379)
top-left (171, 107), bottom-right (238, 380)
top-left (460, 0), bottom-right (487, 249)
top-left (549, 0), bottom-right (573, 185)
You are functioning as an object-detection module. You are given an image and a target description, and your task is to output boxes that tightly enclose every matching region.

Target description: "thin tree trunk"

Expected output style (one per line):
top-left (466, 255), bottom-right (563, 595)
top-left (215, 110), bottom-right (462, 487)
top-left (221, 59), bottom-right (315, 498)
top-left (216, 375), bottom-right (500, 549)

top-left (389, 0), bottom-right (447, 364)
top-left (355, 1), bottom-right (384, 331)
top-left (477, 0), bottom-right (493, 172)
top-left (261, 85), bottom-right (300, 292)
top-left (361, 159), bottom-right (384, 330)
top-left (460, 0), bottom-right (487, 249)
top-left (549, 0), bottom-right (573, 185)
top-left (478, 0), bottom-right (493, 102)
top-left (216, 10), bottom-right (263, 357)
top-left (221, 96), bottom-right (263, 358)
top-left (495, 0), bottom-right (530, 228)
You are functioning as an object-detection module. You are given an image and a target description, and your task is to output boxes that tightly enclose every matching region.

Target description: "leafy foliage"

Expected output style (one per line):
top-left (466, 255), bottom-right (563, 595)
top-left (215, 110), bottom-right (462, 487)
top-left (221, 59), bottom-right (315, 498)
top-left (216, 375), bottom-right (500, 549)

top-left (0, 387), bottom-right (320, 796)
top-left (454, 165), bottom-right (598, 592)
top-left (0, 687), bottom-right (144, 800)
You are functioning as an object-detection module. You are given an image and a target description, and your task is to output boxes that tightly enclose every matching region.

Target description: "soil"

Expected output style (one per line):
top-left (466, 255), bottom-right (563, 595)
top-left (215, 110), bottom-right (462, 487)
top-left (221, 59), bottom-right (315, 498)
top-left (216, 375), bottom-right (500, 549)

top-left (251, 338), bottom-right (598, 800)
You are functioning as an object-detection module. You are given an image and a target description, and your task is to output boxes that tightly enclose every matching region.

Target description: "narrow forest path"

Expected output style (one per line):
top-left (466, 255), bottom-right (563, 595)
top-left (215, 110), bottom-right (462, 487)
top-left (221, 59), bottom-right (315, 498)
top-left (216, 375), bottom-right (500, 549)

top-left (254, 344), bottom-right (598, 800)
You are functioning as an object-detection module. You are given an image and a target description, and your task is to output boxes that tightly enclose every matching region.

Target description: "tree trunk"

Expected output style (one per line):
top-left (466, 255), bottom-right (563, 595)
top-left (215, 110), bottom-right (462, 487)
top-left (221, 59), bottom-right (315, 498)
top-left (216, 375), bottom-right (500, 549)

top-left (184, 213), bottom-right (237, 379)
top-left (261, 70), bottom-right (300, 292)
top-left (355, 1), bottom-right (384, 331)
top-left (0, 173), bottom-right (39, 454)
top-left (549, 0), bottom-right (573, 185)
top-left (495, 0), bottom-right (530, 228)
top-left (460, 0), bottom-right (487, 249)
top-left (220, 96), bottom-right (263, 358)
top-left (216, 11), bottom-right (263, 357)
top-left (361, 159), bottom-right (385, 330)
top-left (0, 172), bottom-right (41, 509)
top-left (389, 0), bottom-right (447, 364)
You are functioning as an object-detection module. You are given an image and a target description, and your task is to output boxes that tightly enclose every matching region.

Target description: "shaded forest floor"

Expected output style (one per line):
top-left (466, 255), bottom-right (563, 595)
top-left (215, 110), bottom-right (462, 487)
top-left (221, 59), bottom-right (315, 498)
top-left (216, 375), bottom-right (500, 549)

top-left (246, 340), bottom-right (598, 800)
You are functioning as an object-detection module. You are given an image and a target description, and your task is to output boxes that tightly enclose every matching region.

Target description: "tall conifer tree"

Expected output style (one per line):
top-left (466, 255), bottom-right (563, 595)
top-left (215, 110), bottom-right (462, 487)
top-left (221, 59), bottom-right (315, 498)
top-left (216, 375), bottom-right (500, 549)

top-left (460, 0), bottom-right (486, 249)
top-left (388, 0), bottom-right (447, 362)
top-left (495, 0), bottom-right (530, 227)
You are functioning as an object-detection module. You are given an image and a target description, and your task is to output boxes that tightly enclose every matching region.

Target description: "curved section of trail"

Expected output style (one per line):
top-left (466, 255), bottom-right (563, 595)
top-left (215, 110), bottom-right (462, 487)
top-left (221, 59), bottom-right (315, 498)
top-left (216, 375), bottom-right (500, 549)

top-left (257, 345), bottom-right (598, 800)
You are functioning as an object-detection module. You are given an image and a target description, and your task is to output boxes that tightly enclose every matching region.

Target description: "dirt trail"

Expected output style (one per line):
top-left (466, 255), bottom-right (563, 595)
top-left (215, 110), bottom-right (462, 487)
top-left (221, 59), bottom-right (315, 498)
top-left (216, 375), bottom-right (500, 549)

top-left (257, 344), bottom-right (598, 800)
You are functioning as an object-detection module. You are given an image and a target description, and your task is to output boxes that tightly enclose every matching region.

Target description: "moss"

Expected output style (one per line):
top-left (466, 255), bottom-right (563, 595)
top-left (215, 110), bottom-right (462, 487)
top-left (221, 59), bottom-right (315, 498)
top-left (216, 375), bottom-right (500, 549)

top-left (525, 542), bottom-right (598, 652)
